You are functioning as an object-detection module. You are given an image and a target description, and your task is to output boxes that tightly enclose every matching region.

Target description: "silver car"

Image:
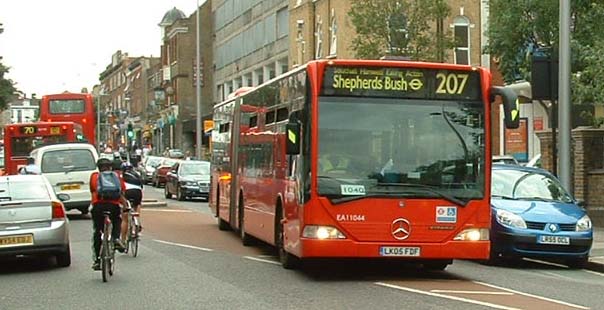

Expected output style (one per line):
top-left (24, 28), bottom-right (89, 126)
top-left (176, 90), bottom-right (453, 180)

top-left (0, 175), bottom-right (71, 267)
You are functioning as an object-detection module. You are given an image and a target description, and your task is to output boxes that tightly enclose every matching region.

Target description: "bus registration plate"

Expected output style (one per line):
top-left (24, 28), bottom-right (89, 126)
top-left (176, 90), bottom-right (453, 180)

top-left (380, 246), bottom-right (421, 257)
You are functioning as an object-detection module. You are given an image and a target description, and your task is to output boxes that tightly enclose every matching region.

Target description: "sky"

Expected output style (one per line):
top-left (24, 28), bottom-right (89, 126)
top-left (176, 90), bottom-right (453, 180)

top-left (0, 0), bottom-right (204, 98)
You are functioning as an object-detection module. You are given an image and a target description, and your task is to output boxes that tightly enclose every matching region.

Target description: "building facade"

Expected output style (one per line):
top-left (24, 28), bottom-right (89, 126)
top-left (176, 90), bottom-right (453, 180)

top-left (212, 0), bottom-right (289, 103)
top-left (154, 4), bottom-right (214, 157)
top-left (9, 98), bottom-right (39, 124)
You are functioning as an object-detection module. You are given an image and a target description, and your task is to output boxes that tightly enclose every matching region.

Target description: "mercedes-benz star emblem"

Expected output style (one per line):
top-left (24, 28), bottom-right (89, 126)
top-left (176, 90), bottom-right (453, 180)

top-left (391, 218), bottom-right (411, 240)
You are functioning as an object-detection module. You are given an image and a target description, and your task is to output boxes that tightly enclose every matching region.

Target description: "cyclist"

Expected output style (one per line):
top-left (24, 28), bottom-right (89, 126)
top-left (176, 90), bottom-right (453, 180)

top-left (90, 158), bottom-right (127, 271)
top-left (120, 161), bottom-right (144, 242)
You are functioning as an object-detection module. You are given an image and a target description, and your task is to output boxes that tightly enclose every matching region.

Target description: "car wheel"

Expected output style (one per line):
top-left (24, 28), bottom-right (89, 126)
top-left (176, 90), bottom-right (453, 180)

top-left (177, 187), bottom-right (186, 201)
top-left (56, 245), bottom-right (71, 267)
top-left (164, 185), bottom-right (171, 199)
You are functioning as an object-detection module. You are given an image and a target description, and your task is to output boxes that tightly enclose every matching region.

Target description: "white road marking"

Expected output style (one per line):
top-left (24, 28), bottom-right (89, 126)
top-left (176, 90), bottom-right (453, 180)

top-left (143, 209), bottom-right (192, 213)
top-left (243, 256), bottom-right (281, 266)
top-left (375, 282), bottom-right (521, 310)
top-left (522, 257), bottom-right (568, 268)
top-left (430, 290), bottom-right (513, 295)
top-left (583, 269), bottom-right (604, 277)
top-left (257, 254), bottom-right (277, 258)
top-left (474, 281), bottom-right (590, 309)
top-left (153, 239), bottom-right (213, 252)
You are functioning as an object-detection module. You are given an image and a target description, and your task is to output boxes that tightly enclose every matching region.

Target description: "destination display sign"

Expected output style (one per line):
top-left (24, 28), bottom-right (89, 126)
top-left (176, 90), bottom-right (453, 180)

top-left (321, 66), bottom-right (482, 100)
top-left (20, 126), bottom-right (38, 135)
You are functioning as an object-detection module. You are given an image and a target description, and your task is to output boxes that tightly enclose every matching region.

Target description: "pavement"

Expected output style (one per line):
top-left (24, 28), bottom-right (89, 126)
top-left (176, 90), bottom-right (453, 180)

top-left (588, 226), bottom-right (604, 272)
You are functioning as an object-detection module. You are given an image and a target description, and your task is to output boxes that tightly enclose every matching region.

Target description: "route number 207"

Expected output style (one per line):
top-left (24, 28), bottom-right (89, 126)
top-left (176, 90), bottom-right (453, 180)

top-left (436, 73), bottom-right (469, 95)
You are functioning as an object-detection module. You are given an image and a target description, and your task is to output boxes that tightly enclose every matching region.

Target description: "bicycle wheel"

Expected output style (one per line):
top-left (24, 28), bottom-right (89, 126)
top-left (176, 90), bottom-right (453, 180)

top-left (130, 215), bottom-right (139, 257)
top-left (101, 220), bottom-right (110, 282)
top-left (108, 221), bottom-right (115, 276)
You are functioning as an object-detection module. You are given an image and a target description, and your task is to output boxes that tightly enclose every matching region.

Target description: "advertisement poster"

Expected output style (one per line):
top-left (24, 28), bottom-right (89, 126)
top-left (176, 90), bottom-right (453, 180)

top-left (504, 118), bottom-right (528, 162)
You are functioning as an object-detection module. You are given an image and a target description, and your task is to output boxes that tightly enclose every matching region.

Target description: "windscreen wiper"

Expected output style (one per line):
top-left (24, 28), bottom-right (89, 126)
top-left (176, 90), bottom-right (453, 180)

top-left (376, 182), bottom-right (468, 207)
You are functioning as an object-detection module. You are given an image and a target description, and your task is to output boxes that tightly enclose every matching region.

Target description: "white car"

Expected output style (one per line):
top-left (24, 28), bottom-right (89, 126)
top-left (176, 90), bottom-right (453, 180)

top-left (30, 143), bottom-right (99, 215)
top-left (0, 175), bottom-right (71, 267)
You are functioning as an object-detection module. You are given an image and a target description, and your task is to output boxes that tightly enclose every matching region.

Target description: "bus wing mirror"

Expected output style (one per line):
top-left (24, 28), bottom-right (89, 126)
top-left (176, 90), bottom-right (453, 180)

top-left (491, 86), bottom-right (520, 129)
top-left (285, 122), bottom-right (301, 155)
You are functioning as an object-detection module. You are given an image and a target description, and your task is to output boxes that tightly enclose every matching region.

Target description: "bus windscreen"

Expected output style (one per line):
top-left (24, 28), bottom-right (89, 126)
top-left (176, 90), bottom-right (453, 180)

top-left (10, 135), bottom-right (68, 157)
top-left (49, 99), bottom-right (85, 114)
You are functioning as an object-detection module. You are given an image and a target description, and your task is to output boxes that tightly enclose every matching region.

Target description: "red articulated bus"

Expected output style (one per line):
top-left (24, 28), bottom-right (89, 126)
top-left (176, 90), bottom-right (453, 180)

top-left (3, 122), bottom-right (85, 175)
top-left (210, 59), bottom-right (520, 269)
top-left (40, 92), bottom-right (96, 146)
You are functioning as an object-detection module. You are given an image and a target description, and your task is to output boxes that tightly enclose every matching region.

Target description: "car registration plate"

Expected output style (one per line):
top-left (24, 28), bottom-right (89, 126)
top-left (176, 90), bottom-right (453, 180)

top-left (379, 246), bottom-right (421, 257)
top-left (538, 235), bottom-right (570, 245)
top-left (0, 234), bottom-right (34, 248)
top-left (61, 184), bottom-right (81, 190)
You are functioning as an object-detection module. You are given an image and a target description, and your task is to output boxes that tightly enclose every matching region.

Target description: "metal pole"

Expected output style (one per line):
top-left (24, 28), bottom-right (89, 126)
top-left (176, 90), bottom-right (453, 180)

top-left (195, 0), bottom-right (202, 160)
top-left (558, 0), bottom-right (572, 191)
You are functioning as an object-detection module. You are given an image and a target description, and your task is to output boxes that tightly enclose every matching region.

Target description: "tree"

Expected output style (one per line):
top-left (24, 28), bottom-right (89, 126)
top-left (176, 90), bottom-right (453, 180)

top-left (487, 1), bottom-right (604, 106)
top-left (349, 0), bottom-right (453, 61)
top-left (0, 62), bottom-right (18, 111)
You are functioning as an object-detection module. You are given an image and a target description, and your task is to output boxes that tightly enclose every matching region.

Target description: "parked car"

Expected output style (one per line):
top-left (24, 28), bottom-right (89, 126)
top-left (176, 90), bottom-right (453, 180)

top-left (489, 164), bottom-right (593, 268)
top-left (0, 174), bottom-right (71, 267)
top-left (151, 158), bottom-right (179, 187)
top-left (165, 160), bottom-right (211, 201)
top-left (138, 155), bottom-right (162, 184)
top-left (492, 155), bottom-right (519, 165)
top-left (30, 143), bottom-right (99, 215)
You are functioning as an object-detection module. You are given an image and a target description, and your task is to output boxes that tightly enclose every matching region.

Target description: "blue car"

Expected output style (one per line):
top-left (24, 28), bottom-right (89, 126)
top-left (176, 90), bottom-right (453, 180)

top-left (489, 164), bottom-right (593, 268)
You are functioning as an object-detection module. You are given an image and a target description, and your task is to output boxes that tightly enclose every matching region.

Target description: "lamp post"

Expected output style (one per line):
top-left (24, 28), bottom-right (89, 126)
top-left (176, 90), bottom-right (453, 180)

top-left (195, 0), bottom-right (202, 159)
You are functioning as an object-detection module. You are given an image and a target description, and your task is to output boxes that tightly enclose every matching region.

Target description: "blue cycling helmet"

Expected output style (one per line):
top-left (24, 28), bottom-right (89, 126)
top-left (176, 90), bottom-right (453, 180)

top-left (120, 161), bottom-right (133, 171)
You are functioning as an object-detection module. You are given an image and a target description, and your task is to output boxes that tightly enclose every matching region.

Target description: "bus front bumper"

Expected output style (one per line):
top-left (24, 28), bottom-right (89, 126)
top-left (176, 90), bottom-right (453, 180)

top-left (298, 238), bottom-right (490, 260)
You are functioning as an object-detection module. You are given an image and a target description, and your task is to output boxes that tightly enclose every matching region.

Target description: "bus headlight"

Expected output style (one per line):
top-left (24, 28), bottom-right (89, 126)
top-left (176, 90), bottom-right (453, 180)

top-left (454, 228), bottom-right (489, 241)
top-left (302, 225), bottom-right (346, 239)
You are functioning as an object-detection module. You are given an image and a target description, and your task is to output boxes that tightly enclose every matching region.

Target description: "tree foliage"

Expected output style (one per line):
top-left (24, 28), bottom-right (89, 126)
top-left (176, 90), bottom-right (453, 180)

top-left (487, 0), bottom-right (604, 105)
top-left (0, 62), bottom-right (18, 111)
top-left (349, 0), bottom-right (453, 61)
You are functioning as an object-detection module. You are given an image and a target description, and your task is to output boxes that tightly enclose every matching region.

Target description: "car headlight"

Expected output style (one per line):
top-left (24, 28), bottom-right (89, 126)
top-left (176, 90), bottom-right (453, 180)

top-left (302, 225), bottom-right (346, 239)
top-left (576, 215), bottom-right (592, 232)
top-left (180, 181), bottom-right (196, 186)
top-left (495, 209), bottom-right (527, 229)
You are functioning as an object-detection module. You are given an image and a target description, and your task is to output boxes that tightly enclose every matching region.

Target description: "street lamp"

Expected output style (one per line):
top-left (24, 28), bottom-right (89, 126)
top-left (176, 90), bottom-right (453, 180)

top-left (195, 0), bottom-right (202, 159)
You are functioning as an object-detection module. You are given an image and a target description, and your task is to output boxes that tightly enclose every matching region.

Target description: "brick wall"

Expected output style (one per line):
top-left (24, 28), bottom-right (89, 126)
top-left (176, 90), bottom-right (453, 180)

top-left (537, 128), bottom-right (604, 226)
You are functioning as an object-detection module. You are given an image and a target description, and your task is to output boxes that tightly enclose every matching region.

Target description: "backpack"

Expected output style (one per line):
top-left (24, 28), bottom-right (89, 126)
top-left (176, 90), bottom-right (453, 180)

top-left (123, 170), bottom-right (143, 187)
top-left (97, 171), bottom-right (122, 200)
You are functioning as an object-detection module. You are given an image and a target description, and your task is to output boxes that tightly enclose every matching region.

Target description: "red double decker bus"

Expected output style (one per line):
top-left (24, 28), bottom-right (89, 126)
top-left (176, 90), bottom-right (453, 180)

top-left (3, 122), bottom-right (85, 175)
top-left (40, 92), bottom-right (96, 146)
top-left (210, 59), bottom-right (519, 269)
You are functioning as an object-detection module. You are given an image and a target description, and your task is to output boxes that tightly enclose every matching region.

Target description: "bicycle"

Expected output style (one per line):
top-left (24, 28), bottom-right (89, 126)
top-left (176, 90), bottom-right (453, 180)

top-left (100, 211), bottom-right (116, 282)
top-left (123, 200), bottom-right (141, 257)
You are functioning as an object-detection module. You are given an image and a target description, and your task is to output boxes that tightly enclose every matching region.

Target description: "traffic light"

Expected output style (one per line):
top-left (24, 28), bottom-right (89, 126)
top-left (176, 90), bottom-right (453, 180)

top-left (127, 123), bottom-right (134, 138)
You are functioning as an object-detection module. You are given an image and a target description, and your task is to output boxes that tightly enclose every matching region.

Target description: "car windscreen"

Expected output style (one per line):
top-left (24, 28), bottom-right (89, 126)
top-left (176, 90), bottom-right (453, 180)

top-left (180, 162), bottom-right (210, 176)
top-left (0, 180), bottom-right (50, 201)
top-left (492, 169), bottom-right (574, 203)
top-left (41, 149), bottom-right (96, 173)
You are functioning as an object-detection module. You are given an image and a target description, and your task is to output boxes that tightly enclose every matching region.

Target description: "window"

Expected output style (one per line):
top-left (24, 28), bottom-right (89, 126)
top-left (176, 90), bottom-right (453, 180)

top-left (315, 15), bottom-right (323, 59)
top-left (250, 115), bottom-right (258, 127)
top-left (266, 110), bottom-right (276, 124)
top-left (276, 107), bottom-right (288, 122)
top-left (453, 16), bottom-right (470, 65)
top-left (277, 7), bottom-right (288, 39)
top-left (329, 9), bottom-right (337, 56)
top-left (41, 149), bottom-right (96, 173)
